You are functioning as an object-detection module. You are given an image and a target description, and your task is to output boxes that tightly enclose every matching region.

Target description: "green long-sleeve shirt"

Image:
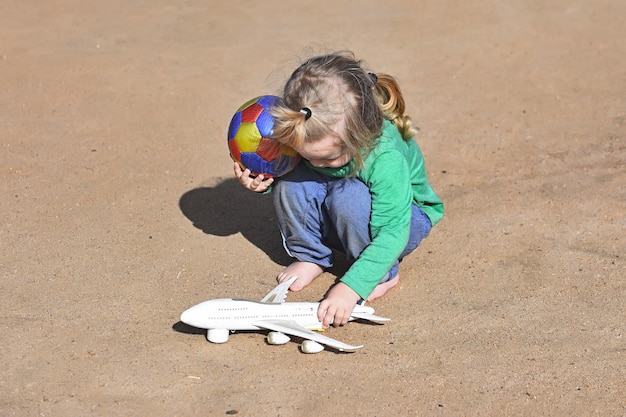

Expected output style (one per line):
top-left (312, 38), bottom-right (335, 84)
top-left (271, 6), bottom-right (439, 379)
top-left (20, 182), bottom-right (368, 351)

top-left (308, 120), bottom-right (443, 299)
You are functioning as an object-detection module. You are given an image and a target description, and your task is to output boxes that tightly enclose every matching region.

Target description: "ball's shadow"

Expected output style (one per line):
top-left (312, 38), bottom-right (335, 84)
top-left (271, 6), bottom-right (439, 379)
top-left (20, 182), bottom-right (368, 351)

top-left (179, 177), bottom-right (291, 266)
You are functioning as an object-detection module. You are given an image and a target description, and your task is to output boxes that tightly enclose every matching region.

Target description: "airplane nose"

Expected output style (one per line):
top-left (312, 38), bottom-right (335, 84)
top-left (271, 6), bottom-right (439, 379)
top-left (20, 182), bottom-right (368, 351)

top-left (180, 304), bottom-right (205, 328)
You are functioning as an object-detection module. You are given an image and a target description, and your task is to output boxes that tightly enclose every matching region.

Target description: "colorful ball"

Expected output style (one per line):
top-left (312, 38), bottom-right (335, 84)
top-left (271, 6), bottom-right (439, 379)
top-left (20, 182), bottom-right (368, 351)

top-left (227, 95), bottom-right (300, 178)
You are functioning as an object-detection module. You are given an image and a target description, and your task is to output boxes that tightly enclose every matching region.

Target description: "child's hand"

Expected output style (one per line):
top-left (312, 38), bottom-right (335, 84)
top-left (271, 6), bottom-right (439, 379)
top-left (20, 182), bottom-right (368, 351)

top-left (233, 162), bottom-right (274, 192)
top-left (317, 282), bottom-right (361, 328)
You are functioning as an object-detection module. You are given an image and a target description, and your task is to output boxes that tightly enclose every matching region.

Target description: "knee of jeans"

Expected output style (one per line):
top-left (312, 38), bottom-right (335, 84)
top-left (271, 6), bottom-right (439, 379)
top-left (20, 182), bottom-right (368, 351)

top-left (273, 177), bottom-right (309, 211)
top-left (324, 182), bottom-right (371, 218)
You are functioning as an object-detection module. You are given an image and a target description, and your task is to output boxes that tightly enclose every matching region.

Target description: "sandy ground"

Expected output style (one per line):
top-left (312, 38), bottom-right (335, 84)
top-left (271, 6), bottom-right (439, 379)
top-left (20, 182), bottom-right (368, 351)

top-left (2, 1), bottom-right (625, 416)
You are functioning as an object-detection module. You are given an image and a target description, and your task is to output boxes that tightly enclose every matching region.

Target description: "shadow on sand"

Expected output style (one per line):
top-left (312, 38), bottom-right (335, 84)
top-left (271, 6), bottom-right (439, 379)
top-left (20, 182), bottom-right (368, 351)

top-left (178, 177), bottom-right (291, 266)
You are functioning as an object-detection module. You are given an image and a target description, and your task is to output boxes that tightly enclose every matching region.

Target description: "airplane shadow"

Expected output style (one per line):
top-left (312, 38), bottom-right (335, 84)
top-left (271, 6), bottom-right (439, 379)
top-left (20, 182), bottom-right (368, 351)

top-left (172, 321), bottom-right (263, 338)
top-left (172, 321), bottom-right (204, 335)
top-left (172, 321), bottom-right (370, 354)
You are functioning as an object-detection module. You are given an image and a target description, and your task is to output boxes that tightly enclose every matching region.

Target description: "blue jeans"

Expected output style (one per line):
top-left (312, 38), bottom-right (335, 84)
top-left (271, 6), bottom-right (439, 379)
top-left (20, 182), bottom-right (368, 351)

top-left (273, 162), bottom-right (432, 283)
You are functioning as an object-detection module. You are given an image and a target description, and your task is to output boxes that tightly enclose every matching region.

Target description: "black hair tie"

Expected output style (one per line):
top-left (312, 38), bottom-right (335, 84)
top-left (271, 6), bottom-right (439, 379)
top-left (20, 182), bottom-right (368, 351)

top-left (369, 72), bottom-right (378, 83)
top-left (300, 107), bottom-right (312, 120)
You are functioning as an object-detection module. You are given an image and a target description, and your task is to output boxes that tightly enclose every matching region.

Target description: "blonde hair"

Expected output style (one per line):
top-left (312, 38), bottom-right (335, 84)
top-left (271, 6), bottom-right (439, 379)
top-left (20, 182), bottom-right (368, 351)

top-left (271, 51), bottom-right (418, 172)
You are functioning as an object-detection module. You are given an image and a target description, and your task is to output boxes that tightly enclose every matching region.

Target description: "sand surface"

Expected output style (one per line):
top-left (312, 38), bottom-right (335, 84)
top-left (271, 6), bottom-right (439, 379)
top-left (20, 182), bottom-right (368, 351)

top-left (2, 1), bottom-right (624, 416)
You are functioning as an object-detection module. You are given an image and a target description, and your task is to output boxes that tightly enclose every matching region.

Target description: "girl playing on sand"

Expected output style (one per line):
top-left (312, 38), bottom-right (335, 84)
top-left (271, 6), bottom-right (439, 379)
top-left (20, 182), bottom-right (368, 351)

top-left (234, 51), bottom-right (443, 328)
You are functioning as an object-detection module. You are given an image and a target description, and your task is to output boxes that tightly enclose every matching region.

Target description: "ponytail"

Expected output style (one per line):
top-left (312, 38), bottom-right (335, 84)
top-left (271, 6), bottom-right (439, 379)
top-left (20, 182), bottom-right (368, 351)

top-left (374, 73), bottom-right (419, 140)
top-left (271, 104), bottom-right (308, 151)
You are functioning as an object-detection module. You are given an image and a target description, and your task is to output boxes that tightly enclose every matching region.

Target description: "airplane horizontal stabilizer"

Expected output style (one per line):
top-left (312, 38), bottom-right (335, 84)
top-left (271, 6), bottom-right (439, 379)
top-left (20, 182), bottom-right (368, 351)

top-left (350, 311), bottom-right (391, 324)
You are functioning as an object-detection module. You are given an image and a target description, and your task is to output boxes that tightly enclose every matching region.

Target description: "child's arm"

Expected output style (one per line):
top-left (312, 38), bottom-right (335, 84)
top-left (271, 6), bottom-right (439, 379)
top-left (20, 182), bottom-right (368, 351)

top-left (340, 151), bottom-right (413, 299)
top-left (233, 162), bottom-right (274, 193)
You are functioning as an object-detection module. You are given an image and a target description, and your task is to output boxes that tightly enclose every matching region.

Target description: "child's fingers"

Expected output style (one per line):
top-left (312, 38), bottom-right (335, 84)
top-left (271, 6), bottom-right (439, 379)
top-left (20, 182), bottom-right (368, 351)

top-left (318, 300), bottom-right (335, 328)
top-left (233, 162), bottom-right (273, 192)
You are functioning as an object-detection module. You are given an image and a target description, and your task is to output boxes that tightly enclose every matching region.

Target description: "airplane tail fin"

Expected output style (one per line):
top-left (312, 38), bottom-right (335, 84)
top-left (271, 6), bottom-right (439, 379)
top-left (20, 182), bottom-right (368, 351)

top-left (260, 276), bottom-right (298, 303)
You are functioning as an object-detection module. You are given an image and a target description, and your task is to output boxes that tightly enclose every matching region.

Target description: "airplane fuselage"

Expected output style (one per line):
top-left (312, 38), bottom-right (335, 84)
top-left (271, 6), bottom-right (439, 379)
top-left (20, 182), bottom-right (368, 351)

top-left (181, 298), bottom-right (329, 331)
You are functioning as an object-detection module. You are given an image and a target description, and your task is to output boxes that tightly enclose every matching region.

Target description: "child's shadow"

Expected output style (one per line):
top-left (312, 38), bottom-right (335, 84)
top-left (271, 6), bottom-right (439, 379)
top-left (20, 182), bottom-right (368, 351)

top-left (178, 178), bottom-right (291, 266)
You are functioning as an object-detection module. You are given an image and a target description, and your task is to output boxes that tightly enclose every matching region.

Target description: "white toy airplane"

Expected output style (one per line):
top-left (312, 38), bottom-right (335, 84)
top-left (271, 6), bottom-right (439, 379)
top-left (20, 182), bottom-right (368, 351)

top-left (180, 277), bottom-right (390, 353)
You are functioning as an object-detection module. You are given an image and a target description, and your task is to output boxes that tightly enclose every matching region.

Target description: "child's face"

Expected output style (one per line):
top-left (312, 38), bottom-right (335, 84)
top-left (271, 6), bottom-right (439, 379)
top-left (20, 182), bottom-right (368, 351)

top-left (295, 131), bottom-right (351, 168)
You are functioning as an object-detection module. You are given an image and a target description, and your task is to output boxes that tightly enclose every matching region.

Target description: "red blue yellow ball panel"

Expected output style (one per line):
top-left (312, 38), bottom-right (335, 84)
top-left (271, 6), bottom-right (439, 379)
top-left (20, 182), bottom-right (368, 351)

top-left (227, 95), bottom-right (300, 177)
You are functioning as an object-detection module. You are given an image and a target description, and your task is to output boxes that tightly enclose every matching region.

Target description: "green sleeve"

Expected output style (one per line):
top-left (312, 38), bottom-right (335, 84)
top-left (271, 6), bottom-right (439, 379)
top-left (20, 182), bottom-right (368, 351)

top-left (339, 150), bottom-right (413, 299)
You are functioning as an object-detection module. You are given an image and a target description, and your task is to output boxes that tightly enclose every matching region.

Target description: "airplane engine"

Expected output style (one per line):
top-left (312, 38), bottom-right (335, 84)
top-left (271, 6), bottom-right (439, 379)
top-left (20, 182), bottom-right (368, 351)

top-left (300, 340), bottom-right (324, 354)
top-left (206, 328), bottom-right (229, 343)
top-left (267, 331), bottom-right (290, 345)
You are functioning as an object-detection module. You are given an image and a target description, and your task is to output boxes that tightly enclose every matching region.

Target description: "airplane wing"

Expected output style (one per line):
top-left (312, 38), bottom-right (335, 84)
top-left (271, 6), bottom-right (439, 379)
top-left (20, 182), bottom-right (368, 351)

top-left (259, 276), bottom-right (298, 303)
top-left (254, 320), bottom-right (363, 352)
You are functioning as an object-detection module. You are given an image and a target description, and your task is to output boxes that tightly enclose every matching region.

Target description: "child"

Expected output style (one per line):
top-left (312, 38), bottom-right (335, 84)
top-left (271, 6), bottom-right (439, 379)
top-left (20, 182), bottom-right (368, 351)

top-left (234, 51), bottom-right (443, 329)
